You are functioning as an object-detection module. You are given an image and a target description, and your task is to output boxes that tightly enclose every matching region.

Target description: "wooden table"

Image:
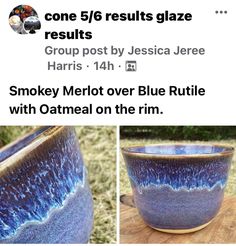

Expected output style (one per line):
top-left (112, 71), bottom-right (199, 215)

top-left (120, 196), bottom-right (236, 243)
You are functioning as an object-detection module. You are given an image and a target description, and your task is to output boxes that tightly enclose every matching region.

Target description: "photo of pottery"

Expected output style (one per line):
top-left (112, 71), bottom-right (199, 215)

top-left (0, 126), bottom-right (116, 243)
top-left (120, 126), bottom-right (236, 243)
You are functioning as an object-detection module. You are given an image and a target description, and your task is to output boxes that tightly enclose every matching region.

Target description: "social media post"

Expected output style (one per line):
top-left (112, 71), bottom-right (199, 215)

top-left (0, 0), bottom-right (236, 245)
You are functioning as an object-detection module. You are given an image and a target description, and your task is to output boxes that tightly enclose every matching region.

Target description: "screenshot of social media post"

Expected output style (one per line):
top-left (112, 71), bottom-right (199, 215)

top-left (0, 0), bottom-right (235, 244)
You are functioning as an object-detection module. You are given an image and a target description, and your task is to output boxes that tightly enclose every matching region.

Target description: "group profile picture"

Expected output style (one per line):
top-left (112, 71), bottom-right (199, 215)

top-left (9, 5), bottom-right (41, 34)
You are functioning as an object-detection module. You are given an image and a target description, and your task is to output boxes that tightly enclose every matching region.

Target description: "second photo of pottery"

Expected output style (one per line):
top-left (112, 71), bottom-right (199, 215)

top-left (120, 126), bottom-right (236, 244)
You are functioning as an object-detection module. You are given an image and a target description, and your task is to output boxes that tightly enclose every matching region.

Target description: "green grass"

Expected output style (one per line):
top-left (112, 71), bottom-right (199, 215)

top-left (76, 126), bottom-right (116, 244)
top-left (120, 139), bottom-right (236, 196)
top-left (0, 126), bottom-right (116, 244)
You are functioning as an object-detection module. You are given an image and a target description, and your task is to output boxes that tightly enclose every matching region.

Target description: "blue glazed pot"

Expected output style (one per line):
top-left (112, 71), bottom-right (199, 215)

top-left (122, 144), bottom-right (234, 234)
top-left (0, 126), bottom-right (93, 243)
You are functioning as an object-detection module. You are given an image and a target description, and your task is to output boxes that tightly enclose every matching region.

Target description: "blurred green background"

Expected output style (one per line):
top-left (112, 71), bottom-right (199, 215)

top-left (0, 126), bottom-right (116, 244)
top-left (120, 126), bottom-right (236, 196)
top-left (120, 126), bottom-right (236, 140)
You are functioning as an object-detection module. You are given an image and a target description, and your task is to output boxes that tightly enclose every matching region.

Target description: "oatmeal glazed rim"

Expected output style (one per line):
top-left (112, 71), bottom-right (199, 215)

top-left (121, 143), bottom-right (234, 159)
top-left (0, 126), bottom-right (66, 169)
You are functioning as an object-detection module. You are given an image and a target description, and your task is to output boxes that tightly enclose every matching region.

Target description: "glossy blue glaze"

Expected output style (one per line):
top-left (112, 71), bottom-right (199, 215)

top-left (123, 144), bottom-right (234, 230)
top-left (126, 157), bottom-right (229, 190)
top-left (0, 126), bottom-right (93, 243)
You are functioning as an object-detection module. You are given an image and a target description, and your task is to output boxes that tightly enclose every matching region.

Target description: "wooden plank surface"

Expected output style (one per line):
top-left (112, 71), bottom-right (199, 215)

top-left (120, 196), bottom-right (236, 243)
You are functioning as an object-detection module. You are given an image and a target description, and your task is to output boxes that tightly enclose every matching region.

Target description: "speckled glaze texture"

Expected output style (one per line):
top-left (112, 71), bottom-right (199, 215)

top-left (0, 126), bottom-right (93, 243)
top-left (122, 145), bottom-right (234, 231)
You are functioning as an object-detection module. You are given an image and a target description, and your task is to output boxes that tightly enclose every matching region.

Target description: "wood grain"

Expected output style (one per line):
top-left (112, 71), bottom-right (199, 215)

top-left (120, 196), bottom-right (236, 243)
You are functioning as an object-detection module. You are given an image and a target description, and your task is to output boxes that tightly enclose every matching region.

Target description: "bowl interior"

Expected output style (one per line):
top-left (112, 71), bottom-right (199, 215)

top-left (0, 126), bottom-right (52, 163)
top-left (124, 145), bottom-right (233, 156)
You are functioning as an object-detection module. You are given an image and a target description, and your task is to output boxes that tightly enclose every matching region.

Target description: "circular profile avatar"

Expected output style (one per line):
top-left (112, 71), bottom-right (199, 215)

top-left (9, 5), bottom-right (41, 34)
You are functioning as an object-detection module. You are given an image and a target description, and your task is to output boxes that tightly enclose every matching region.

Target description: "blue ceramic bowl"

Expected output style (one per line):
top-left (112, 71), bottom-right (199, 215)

top-left (0, 126), bottom-right (93, 243)
top-left (122, 144), bottom-right (234, 233)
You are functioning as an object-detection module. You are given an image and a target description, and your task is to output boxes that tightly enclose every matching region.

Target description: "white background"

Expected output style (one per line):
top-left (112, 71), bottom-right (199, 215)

top-left (0, 0), bottom-right (235, 125)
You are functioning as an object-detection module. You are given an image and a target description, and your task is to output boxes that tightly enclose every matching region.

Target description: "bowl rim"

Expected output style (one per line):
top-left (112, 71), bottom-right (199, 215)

top-left (0, 126), bottom-right (65, 168)
top-left (121, 143), bottom-right (234, 159)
